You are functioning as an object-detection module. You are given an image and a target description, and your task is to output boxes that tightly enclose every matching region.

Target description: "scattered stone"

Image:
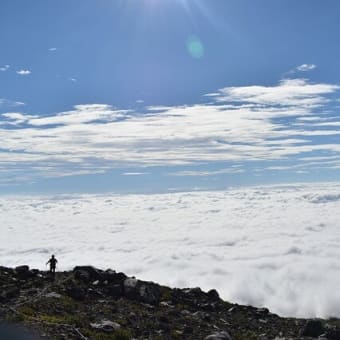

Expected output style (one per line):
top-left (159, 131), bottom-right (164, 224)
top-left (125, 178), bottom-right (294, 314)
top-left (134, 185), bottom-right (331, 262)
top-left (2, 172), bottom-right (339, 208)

top-left (205, 331), bottom-right (233, 340)
top-left (45, 292), bottom-right (62, 299)
top-left (181, 309), bottom-right (191, 316)
top-left (228, 307), bottom-right (236, 313)
top-left (1, 264), bottom-right (340, 340)
top-left (90, 320), bottom-right (121, 333)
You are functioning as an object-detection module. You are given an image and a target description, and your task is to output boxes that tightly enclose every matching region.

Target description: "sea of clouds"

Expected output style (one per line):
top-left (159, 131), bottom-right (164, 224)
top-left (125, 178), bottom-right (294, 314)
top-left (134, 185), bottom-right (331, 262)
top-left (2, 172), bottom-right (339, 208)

top-left (1, 182), bottom-right (340, 318)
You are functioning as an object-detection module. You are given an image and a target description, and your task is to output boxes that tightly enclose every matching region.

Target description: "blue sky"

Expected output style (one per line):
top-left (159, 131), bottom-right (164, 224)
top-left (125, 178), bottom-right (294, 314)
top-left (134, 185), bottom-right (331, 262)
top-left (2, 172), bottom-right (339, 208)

top-left (0, 0), bottom-right (339, 193)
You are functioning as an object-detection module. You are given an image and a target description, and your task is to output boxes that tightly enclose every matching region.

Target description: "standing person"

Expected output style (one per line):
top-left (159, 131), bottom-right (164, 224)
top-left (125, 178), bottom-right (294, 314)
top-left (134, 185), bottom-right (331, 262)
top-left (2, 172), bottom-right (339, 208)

top-left (46, 255), bottom-right (58, 277)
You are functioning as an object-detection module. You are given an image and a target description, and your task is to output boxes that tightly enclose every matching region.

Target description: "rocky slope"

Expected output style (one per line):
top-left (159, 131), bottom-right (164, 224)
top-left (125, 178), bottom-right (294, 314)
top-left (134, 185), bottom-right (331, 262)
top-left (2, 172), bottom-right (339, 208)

top-left (0, 265), bottom-right (339, 340)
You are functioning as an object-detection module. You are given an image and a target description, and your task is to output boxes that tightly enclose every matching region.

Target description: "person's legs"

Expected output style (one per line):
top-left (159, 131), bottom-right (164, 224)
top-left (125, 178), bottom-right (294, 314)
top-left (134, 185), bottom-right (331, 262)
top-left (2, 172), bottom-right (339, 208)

top-left (51, 266), bottom-right (56, 280)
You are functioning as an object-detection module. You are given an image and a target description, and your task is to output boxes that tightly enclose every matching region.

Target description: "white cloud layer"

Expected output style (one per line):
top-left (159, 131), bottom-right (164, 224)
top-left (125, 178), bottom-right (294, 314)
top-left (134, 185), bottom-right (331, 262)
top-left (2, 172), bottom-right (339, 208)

top-left (1, 183), bottom-right (340, 318)
top-left (0, 78), bottom-right (339, 182)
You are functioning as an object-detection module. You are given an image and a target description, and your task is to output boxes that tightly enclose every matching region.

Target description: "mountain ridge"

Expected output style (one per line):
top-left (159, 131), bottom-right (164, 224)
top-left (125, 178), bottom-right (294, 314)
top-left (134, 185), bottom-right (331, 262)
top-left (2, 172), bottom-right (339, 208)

top-left (1, 265), bottom-right (339, 340)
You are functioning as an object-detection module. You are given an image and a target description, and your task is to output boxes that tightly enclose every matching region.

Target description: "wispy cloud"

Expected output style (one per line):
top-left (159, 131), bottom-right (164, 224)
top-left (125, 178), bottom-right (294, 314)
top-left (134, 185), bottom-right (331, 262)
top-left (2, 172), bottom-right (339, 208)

top-left (169, 167), bottom-right (244, 177)
top-left (26, 104), bottom-right (129, 126)
top-left (296, 64), bottom-right (316, 72)
top-left (16, 69), bottom-right (31, 75)
top-left (283, 64), bottom-right (317, 78)
top-left (0, 65), bottom-right (10, 72)
top-left (48, 47), bottom-right (57, 51)
top-left (0, 99), bottom-right (25, 107)
top-left (0, 78), bottom-right (339, 182)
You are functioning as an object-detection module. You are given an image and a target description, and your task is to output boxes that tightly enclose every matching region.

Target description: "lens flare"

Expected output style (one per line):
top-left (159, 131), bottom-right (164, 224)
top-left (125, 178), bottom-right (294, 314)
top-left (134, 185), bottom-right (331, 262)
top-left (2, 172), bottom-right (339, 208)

top-left (187, 36), bottom-right (204, 59)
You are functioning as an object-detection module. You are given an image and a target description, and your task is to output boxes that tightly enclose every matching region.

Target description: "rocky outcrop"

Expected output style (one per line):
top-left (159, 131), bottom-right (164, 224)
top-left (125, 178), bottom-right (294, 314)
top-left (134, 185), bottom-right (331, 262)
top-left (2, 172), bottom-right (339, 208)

top-left (0, 265), bottom-right (339, 339)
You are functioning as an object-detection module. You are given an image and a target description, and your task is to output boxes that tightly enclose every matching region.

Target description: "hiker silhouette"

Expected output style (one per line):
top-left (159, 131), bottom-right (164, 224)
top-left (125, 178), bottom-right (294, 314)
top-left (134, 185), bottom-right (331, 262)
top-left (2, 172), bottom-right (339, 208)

top-left (46, 255), bottom-right (58, 276)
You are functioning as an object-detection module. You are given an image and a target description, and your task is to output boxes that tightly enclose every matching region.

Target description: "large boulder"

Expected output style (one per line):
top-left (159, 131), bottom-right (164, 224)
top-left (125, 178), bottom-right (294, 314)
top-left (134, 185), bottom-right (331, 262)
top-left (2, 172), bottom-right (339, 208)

top-left (207, 289), bottom-right (220, 301)
top-left (301, 319), bottom-right (325, 337)
top-left (171, 287), bottom-right (221, 309)
top-left (123, 278), bottom-right (161, 305)
top-left (15, 265), bottom-right (29, 273)
top-left (73, 266), bottom-right (103, 282)
top-left (123, 278), bottom-right (139, 299)
top-left (105, 269), bottom-right (127, 284)
top-left (139, 282), bottom-right (161, 305)
top-left (15, 265), bottom-right (34, 280)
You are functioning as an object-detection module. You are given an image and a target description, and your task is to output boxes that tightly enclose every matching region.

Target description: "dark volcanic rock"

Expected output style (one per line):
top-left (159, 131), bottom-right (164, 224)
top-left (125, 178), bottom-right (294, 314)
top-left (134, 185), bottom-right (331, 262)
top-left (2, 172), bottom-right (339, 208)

top-left (65, 284), bottom-right (87, 300)
top-left (138, 281), bottom-right (161, 305)
top-left (301, 319), bottom-right (325, 337)
top-left (207, 289), bottom-right (220, 301)
top-left (105, 269), bottom-right (127, 284)
top-left (0, 287), bottom-right (20, 302)
top-left (326, 328), bottom-right (340, 340)
top-left (107, 283), bottom-right (123, 298)
top-left (15, 265), bottom-right (34, 280)
top-left (73, 266), bottom-right (103, 282)
top-left (123, 277), bottom-right (161, 305)
top-left (73, 268), bottom-right (91, 283)
top-left (15, 265), bottom-right (30, 273)
top-left (1, 264), bottom-right (340, 340)
top-left (123, 277), bottom-right (139, 299)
